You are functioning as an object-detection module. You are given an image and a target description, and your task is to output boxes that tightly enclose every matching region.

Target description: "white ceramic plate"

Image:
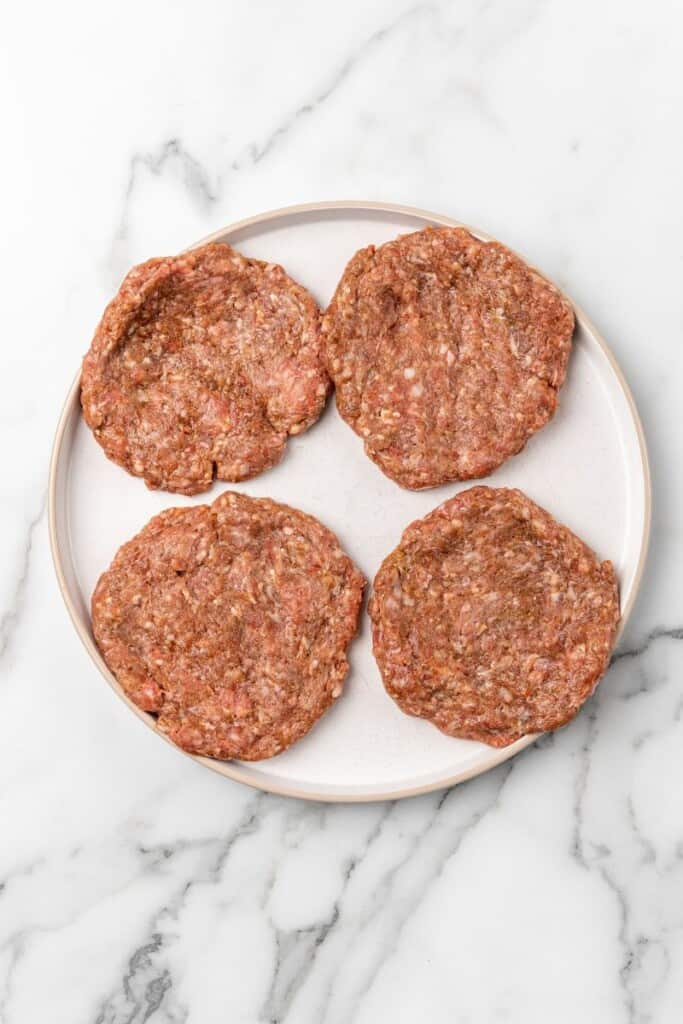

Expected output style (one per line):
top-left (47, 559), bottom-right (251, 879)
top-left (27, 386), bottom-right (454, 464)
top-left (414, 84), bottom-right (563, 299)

top-left (49, 201), bottom-right (651, 802)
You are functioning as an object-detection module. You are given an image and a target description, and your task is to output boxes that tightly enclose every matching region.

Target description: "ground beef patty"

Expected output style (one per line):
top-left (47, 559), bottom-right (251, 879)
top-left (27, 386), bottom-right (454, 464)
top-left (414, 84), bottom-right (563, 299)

top-left (92, 492), bottom-right (364, 760)
top-left (370, 487), bottom-right (619, 747)
top-left (322, 227), bottom-right (574, 489)
top-left (82, 243), bottom-right (328, 495)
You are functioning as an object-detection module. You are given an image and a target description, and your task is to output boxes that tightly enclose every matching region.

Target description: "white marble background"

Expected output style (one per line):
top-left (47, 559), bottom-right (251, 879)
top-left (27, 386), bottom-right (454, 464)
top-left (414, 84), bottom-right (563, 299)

top-left (1, 1), bottom-right (682, 1020)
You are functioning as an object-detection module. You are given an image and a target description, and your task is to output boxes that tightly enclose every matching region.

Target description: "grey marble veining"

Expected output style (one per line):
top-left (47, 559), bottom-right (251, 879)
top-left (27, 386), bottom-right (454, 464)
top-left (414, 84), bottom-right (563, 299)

top-left (2, 0), bottom-right (683, 1020)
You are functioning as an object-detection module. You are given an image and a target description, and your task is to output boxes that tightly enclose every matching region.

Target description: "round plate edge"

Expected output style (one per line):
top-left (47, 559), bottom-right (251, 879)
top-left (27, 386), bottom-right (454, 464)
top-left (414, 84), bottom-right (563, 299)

top-left (48, 200), bottom-right (652, 803)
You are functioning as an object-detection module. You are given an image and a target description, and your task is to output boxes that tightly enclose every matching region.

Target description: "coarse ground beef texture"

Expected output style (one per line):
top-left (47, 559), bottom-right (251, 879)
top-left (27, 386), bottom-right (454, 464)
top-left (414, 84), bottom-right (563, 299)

top-left (81, 242), bottom-right (328, 495)
top-left (322, 227), bottom-right (575, 489)
top-left (370, 486), bottom-right (619, 747)
top-left (92, 491), bottom-right (364, 760)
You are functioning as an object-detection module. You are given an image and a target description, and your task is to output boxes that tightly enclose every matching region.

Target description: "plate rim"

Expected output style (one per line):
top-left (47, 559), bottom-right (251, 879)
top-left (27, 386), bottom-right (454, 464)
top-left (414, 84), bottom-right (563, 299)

top-left (48, 199), bottom-right (652, 802)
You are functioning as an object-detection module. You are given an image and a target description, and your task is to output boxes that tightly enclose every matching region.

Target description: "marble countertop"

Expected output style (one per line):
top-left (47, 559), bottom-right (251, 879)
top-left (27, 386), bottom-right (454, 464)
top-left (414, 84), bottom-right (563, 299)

top-left (2, 1), bottom-right (682, 1021)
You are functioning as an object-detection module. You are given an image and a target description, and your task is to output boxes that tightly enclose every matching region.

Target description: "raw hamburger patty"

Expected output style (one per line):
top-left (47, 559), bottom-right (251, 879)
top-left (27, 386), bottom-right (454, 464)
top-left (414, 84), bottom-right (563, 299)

top-left (92, 492), bottom-right (364, 761)
top-left (322, 227), bottom-right (575, 489)
top-left (81, 242), bottom-right (329, 495)
top-left (370, 486), bottom-right (619, 747)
